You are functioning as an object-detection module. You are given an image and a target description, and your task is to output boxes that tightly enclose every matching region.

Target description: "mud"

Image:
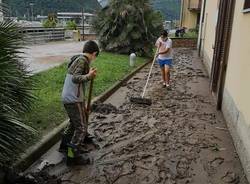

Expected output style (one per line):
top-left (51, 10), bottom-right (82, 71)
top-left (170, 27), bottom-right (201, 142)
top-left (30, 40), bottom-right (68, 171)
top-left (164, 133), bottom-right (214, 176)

top-left (92, 102), bottom-right (120, 115)
top-left (18, 49), bottom-right (247, 184)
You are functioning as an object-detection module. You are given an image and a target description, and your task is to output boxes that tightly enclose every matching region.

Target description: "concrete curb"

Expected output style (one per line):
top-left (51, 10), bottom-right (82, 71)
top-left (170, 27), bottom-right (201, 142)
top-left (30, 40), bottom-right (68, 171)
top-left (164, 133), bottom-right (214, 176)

top-left (14, 59), bottom-right (151, 171)
top-left (14, 121), bottom-right (68, 171)
top-left (93, 60), bottom-right (150, 103)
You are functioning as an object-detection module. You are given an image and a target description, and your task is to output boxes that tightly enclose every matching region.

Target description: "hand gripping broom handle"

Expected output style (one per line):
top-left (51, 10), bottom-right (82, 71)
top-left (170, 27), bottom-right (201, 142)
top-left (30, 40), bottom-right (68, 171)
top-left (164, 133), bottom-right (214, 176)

top-left (141, 47), bottom-right (159, 98)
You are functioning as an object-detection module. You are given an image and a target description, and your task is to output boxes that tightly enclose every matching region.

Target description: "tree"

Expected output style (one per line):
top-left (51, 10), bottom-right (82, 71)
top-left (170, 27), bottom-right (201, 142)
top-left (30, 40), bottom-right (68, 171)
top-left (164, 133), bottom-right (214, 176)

top-left (0, 6), bottom-right (35, 167)
top-left (66, 20), bottom-right (77, 30)
top-left (43, 13), bottom-right (57, 28)
top-left (93, 0), bottom-right (164, 56)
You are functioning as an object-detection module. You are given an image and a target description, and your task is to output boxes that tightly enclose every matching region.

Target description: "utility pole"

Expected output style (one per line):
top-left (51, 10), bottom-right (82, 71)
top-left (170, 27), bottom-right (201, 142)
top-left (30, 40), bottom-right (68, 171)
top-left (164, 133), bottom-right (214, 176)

top-left (82, 7), bottom-right (85, 41)
top-left (30, 3), bottom-right (34, 21)
top-left (0, 0), bottom-right (3, 21)
top-left (26, 7), bottom-right (29, 21)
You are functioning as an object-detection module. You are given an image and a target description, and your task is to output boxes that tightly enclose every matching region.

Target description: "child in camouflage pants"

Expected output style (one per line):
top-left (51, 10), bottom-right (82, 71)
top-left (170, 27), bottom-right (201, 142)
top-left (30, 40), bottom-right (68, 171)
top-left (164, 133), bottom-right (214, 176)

top-left (60, 40), bottom-right (99, 166)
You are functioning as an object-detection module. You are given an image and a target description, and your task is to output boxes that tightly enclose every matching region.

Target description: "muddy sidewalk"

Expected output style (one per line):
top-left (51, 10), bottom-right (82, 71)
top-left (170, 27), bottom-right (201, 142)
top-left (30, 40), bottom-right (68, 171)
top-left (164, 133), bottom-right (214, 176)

top-left (27, 48), bottom-right (247, 184)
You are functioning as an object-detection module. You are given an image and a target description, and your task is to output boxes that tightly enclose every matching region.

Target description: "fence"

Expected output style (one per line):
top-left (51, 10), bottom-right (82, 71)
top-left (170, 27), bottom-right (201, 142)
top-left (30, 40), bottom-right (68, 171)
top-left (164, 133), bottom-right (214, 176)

top-left (22, 26), bottom-right (96, 44)
top-left (172, 38), bottom-right (197, 48)
top-left (22, 27), bottom-right (65, 44)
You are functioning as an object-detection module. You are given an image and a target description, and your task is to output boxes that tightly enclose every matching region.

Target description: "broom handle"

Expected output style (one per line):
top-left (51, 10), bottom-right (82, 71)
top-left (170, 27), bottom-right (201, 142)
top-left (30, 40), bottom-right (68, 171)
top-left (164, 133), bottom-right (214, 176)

top-left (86, 78), bottom-right (94, 122)
top-left (141, 47), bottom-right (159, 98)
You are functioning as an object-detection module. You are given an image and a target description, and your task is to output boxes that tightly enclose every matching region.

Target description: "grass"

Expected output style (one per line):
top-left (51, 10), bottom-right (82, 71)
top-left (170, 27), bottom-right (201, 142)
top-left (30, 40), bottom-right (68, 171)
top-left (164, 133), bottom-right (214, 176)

top-left (182, 31), bottom-right (198, 38)
top-left (23, 52), bottom-right (147, 136)
top-left (169, 30), bottom-right (198, 39)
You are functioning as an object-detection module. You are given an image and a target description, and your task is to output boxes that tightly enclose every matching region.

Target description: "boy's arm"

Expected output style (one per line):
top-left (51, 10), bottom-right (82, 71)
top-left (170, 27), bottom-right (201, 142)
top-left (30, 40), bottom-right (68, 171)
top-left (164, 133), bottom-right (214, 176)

top-left (72, 59), bottom-right (92, 84)
top-left (158, 47), bottom-right (170, 55)
top-left (155, 42), bottom-right (159, 47)
top-left (155, 38), bottom-right (161, 47)
top-left (158, 40), bottom-right (172, 54)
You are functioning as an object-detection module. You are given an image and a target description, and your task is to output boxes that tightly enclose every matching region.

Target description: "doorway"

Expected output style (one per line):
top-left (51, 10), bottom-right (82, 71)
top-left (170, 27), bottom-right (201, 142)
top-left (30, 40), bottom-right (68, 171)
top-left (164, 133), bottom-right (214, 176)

top-left (210, 0), bottom-right (235, 110)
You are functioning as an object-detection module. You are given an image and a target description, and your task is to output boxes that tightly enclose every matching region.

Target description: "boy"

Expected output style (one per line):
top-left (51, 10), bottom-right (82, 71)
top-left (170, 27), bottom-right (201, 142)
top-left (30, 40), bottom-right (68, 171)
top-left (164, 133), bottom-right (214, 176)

top-left (60, 40), bottom-right (99, 166)
top-left (155, 30), bottom-right (173, 87)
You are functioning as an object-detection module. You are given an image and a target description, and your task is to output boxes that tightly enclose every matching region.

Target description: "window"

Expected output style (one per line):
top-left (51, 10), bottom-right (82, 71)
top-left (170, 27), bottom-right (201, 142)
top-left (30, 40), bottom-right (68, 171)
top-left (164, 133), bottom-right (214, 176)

top-left (243, 0), bottom-right (250, 13)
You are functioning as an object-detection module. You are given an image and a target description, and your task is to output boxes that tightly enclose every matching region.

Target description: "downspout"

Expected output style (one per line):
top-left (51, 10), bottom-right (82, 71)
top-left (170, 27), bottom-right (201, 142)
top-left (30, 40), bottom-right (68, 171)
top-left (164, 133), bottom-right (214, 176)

top-left (198, 0), bottom-right (206, 56)
top-left (180, 0), bottom-right (184, 27)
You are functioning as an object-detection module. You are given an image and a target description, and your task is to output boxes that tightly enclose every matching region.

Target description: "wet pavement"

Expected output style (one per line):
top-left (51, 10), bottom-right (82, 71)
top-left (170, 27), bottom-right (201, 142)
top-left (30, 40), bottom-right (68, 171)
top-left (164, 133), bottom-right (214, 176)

top-left (25, 48), bottom-right (248, 184)
top-left (20, 40), bottom-right (87, 74)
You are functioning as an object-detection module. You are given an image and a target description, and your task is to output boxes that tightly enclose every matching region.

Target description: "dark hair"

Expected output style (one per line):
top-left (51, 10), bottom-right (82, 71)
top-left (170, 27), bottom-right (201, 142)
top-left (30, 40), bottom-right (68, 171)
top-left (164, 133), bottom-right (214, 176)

top-left (83, 40), bottom-right (99, 56)
top-left (161, 30), bottom-right (169, 37)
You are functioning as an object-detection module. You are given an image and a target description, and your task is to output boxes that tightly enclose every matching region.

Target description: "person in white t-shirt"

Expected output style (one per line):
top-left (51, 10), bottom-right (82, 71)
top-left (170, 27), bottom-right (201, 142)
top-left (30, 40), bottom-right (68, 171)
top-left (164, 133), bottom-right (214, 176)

top-left (155, 30), bottom-right (173, 87)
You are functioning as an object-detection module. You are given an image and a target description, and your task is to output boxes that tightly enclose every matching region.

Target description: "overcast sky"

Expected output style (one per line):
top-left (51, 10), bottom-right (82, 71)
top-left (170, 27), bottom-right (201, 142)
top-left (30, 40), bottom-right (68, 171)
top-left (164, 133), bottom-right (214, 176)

top-left (97, 0), bottom-right (108, 7)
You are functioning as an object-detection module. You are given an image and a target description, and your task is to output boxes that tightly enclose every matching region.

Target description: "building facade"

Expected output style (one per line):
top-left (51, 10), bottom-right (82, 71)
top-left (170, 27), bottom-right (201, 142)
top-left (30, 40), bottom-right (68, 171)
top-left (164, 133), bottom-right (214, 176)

top-left (198, 0), bottom-right (250, 181)
top-left (180, 0), bottom-right (202, 29)
top-left (37, 12), bottom-right (95, 27)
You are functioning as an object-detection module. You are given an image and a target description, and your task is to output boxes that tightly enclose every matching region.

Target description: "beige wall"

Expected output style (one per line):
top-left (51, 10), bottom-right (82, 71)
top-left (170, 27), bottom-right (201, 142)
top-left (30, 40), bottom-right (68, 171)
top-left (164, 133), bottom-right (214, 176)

top-left (189, 0), bottom-right (200, 9)
top-left (180, 0), bottom-right (199, 29)
top-left (201, 0), bottom-right (219, 71)
top-left (200, 0), bottom-right (250, 181)
top-left (222, 1), bottom-right (250, 179)
top-left (225, 1), bottom-right (250, 126)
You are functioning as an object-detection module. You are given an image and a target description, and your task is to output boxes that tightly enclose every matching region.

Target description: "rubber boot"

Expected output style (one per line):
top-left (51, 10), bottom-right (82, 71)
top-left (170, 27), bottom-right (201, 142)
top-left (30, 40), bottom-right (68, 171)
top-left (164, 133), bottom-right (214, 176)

top-left (78, 144), bottom-right (91, 154)
top-left (60, 132), bottom-right (92, 153)
top-left (58, 133), bottom-right (71, 153)
top-left (66, 143), bottom-right (90, 166)
top-left (84, 134), bottom-right (92, 143)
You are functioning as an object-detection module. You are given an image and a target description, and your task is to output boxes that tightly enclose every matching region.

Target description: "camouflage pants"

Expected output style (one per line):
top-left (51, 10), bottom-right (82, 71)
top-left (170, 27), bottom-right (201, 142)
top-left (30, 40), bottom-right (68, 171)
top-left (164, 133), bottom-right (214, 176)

top-left (63, 102), bottom-right (88, 148)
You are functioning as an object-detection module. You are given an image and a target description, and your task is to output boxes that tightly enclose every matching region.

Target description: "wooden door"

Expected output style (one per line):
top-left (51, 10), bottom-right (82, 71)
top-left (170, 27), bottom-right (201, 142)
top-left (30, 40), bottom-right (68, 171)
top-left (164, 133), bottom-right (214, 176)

top-left (210, 0), bottom-right (235, 109)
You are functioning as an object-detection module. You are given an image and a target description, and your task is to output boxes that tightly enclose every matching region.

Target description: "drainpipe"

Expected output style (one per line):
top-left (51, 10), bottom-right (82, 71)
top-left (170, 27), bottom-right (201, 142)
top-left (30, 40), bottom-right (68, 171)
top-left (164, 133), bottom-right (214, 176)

top-left (197, 0), bottom-right (206, 55)
top-left (180, 0), bottom-right (184, 27)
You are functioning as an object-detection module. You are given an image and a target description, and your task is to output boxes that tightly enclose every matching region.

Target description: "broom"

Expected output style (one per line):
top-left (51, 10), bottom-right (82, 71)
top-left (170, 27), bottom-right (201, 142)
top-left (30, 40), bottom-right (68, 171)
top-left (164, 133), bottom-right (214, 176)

top-left (130, 47), bottom-right (159, 105)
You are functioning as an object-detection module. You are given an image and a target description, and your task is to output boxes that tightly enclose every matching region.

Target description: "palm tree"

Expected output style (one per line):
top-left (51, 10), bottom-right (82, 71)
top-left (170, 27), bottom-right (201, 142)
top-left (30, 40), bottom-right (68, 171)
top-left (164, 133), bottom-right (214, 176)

top-left (0, 5), bottom-right (35, 168)
top-left (93, 0), bottom-right (164, 56)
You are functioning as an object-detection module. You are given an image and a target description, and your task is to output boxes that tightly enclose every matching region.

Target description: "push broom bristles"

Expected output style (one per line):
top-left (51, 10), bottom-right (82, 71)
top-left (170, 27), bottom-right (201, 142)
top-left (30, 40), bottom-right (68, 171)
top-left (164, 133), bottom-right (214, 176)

top-left (130, 97), bottom-right (152, 105)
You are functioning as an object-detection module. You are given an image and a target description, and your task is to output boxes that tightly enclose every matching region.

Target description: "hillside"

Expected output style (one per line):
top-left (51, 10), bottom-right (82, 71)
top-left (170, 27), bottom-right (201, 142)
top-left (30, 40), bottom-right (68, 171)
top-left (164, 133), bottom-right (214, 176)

top-left (3, 0), bottom-right (101, 18)
top-left (4, 0), bottom-right (180, 21)
top-left (98, 0), bottom-right (181, 20)
top-left (152, 0), bottom-right (181, 20)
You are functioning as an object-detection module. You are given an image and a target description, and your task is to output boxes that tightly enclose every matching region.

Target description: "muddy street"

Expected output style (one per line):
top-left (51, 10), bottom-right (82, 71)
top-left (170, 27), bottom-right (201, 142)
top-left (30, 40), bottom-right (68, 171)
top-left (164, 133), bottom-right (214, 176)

top-left (28, 49), bottom-right (247, 184)
top-left (20, 41), bottom-right (86, 73)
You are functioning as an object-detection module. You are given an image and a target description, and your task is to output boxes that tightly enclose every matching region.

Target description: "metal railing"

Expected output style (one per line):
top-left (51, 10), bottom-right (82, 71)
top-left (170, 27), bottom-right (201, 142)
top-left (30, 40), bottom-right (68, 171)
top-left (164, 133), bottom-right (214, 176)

top-left (21, 26), bottom-right (96, 44)
top-left (21, 27), bottom-right (65, 44)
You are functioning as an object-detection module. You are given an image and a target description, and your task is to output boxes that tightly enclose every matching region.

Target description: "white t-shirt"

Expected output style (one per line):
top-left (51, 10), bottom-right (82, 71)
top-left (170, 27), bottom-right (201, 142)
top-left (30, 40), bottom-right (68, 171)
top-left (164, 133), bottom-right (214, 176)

top-left (155, 37), bottom-right (173, 60)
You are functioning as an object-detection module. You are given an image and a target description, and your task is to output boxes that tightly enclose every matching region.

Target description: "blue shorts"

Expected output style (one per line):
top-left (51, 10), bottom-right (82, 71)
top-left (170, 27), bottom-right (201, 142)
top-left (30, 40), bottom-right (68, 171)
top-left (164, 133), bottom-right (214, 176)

top-left (158, 58), bottom-right (172, 68)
